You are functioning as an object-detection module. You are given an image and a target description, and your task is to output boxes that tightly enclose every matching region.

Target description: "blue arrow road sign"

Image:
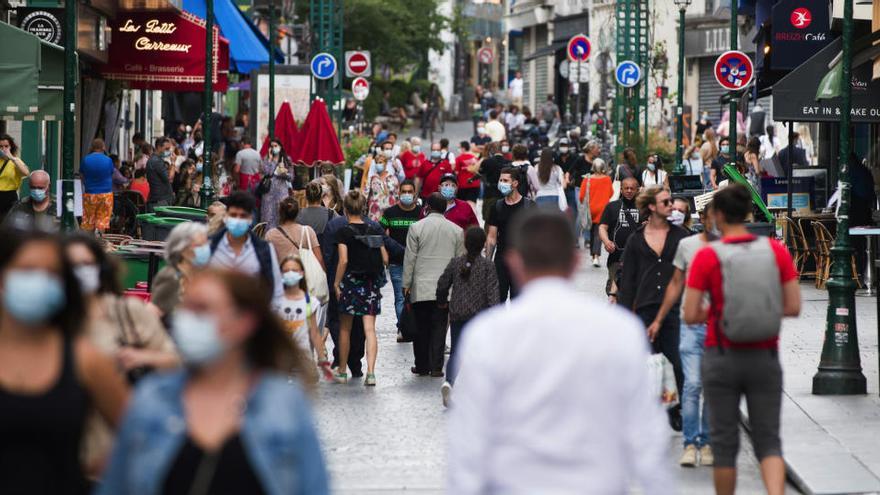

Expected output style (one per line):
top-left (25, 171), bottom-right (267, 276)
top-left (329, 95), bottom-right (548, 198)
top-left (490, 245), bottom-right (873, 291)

top-left (615, 60), bottom-right (641, 88)
top-left (311, 53), bottom-right (337, 80)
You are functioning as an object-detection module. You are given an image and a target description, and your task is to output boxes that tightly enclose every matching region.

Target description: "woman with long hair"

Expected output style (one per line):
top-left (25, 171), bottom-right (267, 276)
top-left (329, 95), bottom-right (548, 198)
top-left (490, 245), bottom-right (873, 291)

top-left (322, 173), bottom-right (345, 214)
top-left (298, 180), bottom-right (338, 247)
top-left (435, 226), bottom-right (498, 405)
top-left (174, 159), bottom-right (200, 207)
top-left (260, 138), bottom-right (295, 229)
top-left (0, 227), bottom-right (128, 494)
top-left (97, 269), bottom-right (327, 495)
top-left (642, 154), bottom-right (669, 188)
top-left (0, 134), bottom-right (31, 219)
top-left (700, 128), bottom-right (719, 190)
top-left (364, 153), bottom-right (401, 222)
top-left (527, 147), bottom-right (566, 210)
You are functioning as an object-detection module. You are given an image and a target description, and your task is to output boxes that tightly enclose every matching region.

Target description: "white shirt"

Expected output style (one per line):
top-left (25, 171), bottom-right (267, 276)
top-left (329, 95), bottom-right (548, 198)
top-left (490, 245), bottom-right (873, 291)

top-left (366, 157), bottom-right (405, 183)
top-left (505, 112), bottom-right (525, 131)
top-left (527, 165), bottom-right (564, 198)
top-left (485, 119), bottom-right (506, 142)
top-left (509, 77), bottom-right (524, 98)
top-left (642, 168), bottom-right (668, 187)
top-left (448, 278), bottom-right (674, 495)
top-left (210, 234), bottom-right (284, 300)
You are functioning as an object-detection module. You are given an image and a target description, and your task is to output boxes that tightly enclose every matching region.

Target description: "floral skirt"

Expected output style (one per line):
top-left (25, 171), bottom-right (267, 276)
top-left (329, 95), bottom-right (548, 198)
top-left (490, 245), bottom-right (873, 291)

top-left (82, 192), bottom-right (114, 231)
top-left (339, 271), bottom-right (385, 316)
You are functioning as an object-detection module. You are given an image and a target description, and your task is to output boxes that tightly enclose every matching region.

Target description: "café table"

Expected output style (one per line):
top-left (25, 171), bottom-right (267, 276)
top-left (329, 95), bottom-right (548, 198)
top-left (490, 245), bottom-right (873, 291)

top-left (849, 226), bottom-right (880, 297)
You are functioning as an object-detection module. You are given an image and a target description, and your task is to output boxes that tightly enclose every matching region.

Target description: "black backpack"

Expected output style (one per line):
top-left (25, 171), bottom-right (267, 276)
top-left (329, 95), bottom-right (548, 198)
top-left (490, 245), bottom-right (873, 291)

top-left (349, 224), bottom-right (385, 275)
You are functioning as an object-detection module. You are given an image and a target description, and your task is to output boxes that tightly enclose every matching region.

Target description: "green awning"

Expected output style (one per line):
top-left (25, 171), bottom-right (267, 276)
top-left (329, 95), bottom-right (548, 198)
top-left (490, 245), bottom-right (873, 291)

top-left (0, 21), bottom-right (70, 122)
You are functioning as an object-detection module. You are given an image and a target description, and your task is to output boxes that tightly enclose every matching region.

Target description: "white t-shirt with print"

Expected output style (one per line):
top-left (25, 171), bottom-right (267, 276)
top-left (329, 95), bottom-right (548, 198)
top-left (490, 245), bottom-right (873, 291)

top-left (274, 294), bottom-right (315, 352)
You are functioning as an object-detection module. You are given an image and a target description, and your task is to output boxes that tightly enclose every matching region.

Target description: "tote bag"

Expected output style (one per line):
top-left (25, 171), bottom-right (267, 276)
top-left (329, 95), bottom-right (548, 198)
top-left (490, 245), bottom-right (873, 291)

top-left (577, 174), bottom-right (593, 232)
top-left (275, 226), bottom-right (330, 304)
top-left (610, 165), bottom-right (622, 201)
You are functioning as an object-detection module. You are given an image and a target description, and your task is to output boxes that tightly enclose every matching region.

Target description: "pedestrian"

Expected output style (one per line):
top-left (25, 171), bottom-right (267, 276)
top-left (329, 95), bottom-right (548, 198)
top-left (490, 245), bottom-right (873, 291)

top-left (711, 136), bottom-right (733, 188)
top-left (416, 142), bottom-right (454, 199)
top-left (538, 94), bottom-right (560, 124)
top-left (486, 167), bottom-right (535, 302)
top-left (403, 193), bottom-right (464, 377)
top-left (322, 174), bottom-right (345, 215)
top-left (260, 138), bottom-right (295, 229)
top-left (234, 135), bottom-right (262, 193)
top-left (470, 122), bottom-right (491, 150)
top-left (684, 184), bottom-right (800, 495)
top-left (205, 200), bottom-right (226, 235)
top-left (79, 139), bottom-right (115, 233)
top-left (617, 185), bottom-right (692, 433)
top-left (683, 137), bottom-right (704, 177)
top-left (454, 141), bottom-right (481, 210)
top-left (435, 226), bottom-right (498, 406)
top-left (556, 138), bottom-right (583, 222)
top-left (297, 180), bottom-right (338, 248)
top-left (509, 144), bottom-right (532, 198)
top-left (448, 209), bottom-right (674, 494)
top-left (399, 138), bottom-right (425, 180)
top-left (671, 197), bottom-right (693, 230)
top-left (578, 158), bottom-right (613, 266)
top-left (332, 190), bottom-right (388, 385)
top-left (477, 141), bottom-right (509, 221)
top-left (129, 168), bottom-right (150, 202)
top-left (527, 147), bottom-right (566, 210)
top-left (485, 110), bottom-right (506, 142)
top-left (146, 137), bottom-right (175, 210)
top-left (0, 134), bottom-right (30, 220)
top-left (365, 153), bottom-right (401, 222)
top-left (505, 106), bottom-right (525, 134)
top-left (275, 255), bottom-right (334, 380)
top-left (616, 147), bottom-right (641, 186)
top-left (380, 179), bottom-right (423, 341)
top-left (208, 191), bottom-right (284, 300)
top-left (110, 154), bottom-right (129, 193)
top-left (173, 160), bottom-right (200, 207)
top-left (598, 176), bottom-right (640, 300)
top-left (0, 227), bottom-right (128, 494)
top-left (6, 170), bottom-right (56, 229)
top-left (438, 173), bottom-right (479, 230)
top-left (265, 197), bottom-right (325, 269)
top-left (96, 269), bottom-right (329, 495)
top-left (151, 222), bottom-right (212, 318)
top-left (367, 140), bottom-right (405, 183)
top-left (509, 71), bottom-right (524, 108)
top-left (642, 154), bottom-right (669, 188)
top-left (700, 129), bottom-right (719, 190)
top-left (647, 204), bottom-right (715, 467)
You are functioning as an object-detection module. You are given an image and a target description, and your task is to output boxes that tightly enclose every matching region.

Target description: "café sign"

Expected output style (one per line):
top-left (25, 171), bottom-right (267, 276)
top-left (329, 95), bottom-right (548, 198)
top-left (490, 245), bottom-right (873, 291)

top-left (101, 10), bottom-right (229, 92)
top-left (770, 0), bottom-right (831, 70)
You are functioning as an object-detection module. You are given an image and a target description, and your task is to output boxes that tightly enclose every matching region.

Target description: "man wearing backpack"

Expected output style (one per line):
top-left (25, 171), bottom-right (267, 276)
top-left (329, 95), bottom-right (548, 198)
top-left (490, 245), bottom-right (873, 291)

top-left (684, 184), bottom-right (800, 495)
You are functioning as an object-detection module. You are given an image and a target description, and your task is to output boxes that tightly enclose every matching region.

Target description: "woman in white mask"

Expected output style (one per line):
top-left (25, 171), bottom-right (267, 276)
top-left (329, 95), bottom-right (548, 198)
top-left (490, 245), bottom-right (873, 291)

top-left (97, 269), bottom-right (328, 495)
top-left (259, 138), bottom-right (295, 229)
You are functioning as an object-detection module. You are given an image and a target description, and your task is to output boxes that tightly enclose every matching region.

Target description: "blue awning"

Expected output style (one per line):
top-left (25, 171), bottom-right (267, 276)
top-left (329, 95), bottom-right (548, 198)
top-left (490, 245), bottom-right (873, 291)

top-left (183, 0), bottom-right (279, 73)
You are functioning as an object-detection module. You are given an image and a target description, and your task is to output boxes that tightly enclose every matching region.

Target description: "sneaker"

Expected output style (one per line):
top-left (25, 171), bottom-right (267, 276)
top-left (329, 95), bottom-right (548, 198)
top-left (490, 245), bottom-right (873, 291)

top-left (699, 445), bottom-right (714, 466)
top-left (592, 257), bottom-right (600, 267)
top-left (364, 373), bottom-right (376, 386)
top-left (441, 381), bottom-right (452, 408)
top-left (333, 371), bottom-right (348, 383)
top-left (679, 445), bottom-right (698, 467)
top-left (317, 361), bottom-right (335, 382)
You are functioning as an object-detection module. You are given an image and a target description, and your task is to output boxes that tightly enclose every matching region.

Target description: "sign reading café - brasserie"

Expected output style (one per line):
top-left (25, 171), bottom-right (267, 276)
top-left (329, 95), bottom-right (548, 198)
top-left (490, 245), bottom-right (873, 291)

top-left (101, 11), bottom-right (229, 92)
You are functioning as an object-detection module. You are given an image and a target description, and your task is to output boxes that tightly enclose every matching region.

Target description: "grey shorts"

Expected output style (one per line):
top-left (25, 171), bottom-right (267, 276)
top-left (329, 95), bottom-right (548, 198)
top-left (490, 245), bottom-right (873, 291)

top-left (702, 347), bottom-right (783, 467)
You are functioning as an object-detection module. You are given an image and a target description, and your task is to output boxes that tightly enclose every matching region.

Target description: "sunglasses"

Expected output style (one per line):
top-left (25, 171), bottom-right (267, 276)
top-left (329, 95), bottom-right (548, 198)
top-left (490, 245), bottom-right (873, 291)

top-left (658, 198), bottom-right (672, 206)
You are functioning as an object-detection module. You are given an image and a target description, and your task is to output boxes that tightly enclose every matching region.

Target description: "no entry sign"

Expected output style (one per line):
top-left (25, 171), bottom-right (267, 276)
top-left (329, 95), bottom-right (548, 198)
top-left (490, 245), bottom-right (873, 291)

top-left (345, 50), bottom-right (371, 78)
top-left (714, 50), bottom-right (754, 91)
top-left (352, 77), bottom-right (370, 101)
top-left (567, 34), bottom-right (591, 62)
top-left (477, 47), bottom-right (494, 65)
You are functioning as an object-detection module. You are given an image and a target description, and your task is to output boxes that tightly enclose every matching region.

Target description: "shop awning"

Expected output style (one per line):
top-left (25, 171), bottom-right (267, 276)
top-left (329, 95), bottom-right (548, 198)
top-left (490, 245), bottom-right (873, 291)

top-left (101, 10), bottom-right (229, 92)
top-left (772, 36), bottom-right (880, 123)
top-left (183, 0), bottom-right (279, 73)
top-left (0, 21), bottom-right (68, 121)
top-left (523, 41), bottom-right (566, 62)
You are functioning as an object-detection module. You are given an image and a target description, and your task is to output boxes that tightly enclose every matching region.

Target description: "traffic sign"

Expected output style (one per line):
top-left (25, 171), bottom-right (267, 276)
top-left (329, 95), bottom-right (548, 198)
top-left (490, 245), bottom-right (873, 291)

top-left (352, 77), bottom-right (370, 101)
top-left (310, 52), bottom-right (337, 80)
top-left (615, 60), bottom-right (641, 88)
top-left (567, 34), bottom-right (592, 62)
top-left (345, 50), bottom-right (371, 78)
top-left (477, 47), bottom-right (494, 65)
top-left (714, 50), bottom-right (754, 90)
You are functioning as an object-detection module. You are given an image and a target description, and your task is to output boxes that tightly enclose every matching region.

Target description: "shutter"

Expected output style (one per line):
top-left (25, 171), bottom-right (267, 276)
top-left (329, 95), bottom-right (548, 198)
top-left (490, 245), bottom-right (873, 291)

top-left (698, 57), bottom-right (726, 124)
top-left (535, 24), bottom-right (549, 104)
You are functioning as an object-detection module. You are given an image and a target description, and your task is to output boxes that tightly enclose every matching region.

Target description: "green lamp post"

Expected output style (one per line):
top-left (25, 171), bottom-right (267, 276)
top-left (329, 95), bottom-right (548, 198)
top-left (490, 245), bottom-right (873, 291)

top-left (61, 0), bottom-right (78, 231)
top-left (673, 0), bottom-right (692, 175)
top-left (200, 0), bottom-right (215, 209)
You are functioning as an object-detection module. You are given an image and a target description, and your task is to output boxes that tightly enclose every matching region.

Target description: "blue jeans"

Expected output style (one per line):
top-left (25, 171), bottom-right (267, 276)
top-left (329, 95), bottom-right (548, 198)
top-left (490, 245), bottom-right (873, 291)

top-left (388, 264), bottom-right (405, 325)
top-left (680, 322), bottom-right (710, 447)
top-left (535, 195), bottom-right (559, 209)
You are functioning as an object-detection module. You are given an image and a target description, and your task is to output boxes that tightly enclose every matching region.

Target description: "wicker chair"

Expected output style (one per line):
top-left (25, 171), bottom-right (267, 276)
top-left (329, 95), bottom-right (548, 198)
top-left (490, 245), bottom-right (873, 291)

top-left (812, 221), bottom-right (861, 289)
top-left (251, 222), bottom-right (268, 239)
top-left (781, 217), bottom-right (803, 274)
top-left (785, 216), bottom-right (818, 281)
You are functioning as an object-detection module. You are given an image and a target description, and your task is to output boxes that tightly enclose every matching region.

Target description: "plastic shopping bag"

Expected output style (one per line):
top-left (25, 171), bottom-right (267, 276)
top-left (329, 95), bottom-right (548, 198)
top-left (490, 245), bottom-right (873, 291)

top-left (647, 353), bottom-right (679, 409)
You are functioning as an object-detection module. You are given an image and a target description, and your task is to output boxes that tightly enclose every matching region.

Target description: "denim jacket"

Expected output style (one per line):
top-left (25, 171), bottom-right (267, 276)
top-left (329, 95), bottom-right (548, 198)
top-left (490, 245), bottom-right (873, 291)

top-left (95, 370), bottom-right (329, 495)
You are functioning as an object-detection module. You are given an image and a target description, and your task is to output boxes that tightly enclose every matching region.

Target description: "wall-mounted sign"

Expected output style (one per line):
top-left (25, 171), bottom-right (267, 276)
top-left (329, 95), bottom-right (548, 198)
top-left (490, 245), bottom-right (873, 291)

top-left (684, 25), bottom-right (757, 58)
top-left (101, 11), bottom-right (229, 92)
top-left (16, 8), bottom-right (63, 46)
top-left (771, 0), bottom-right (831, 70)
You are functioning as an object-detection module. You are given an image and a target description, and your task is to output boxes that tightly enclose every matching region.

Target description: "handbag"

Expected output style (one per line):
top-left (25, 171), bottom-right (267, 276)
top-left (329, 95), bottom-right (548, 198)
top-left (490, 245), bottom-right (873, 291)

top-left (276, 226), bottom-right (330, 304)
top-left (647, 353), bottom-right (680, 409)
top-left (398, 295), bottom-right (418, 341)
top-left (577, 174), bottom-right (593, 232)
top-left (255, 162), bottom-right (279, 196)
top-left (610, 165), bottom-right (622, 201)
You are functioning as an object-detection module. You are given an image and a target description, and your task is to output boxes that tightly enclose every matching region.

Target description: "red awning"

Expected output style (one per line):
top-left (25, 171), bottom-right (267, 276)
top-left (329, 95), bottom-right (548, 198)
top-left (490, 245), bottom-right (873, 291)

top-left (101, 10), bottom-right (229, 92)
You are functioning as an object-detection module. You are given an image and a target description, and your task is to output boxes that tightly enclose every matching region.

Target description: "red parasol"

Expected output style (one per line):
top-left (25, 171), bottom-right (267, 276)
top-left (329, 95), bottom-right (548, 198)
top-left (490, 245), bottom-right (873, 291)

top-left (260, 101), bottom-right (299, 158)
top-left (292, 98), bottom-right (344, 166)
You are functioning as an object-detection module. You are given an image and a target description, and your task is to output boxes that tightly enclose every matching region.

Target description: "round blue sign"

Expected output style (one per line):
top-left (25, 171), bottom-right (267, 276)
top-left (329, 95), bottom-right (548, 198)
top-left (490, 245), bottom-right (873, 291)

top-left (310, 53), bottom-right (337, 80)
top-left (615, 60), bottom-right (641, 88)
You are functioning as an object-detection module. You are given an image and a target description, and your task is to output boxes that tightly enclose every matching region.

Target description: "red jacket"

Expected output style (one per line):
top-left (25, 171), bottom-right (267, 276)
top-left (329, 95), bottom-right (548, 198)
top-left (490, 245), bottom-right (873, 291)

top-left (400, 150), bottom-right (424, 180)
top-left (444, 199), bottom-right (479, 230)
top-left (418, 158), bottom-right (454, 198)
top-left (455, 153), bottom-right (480, 189)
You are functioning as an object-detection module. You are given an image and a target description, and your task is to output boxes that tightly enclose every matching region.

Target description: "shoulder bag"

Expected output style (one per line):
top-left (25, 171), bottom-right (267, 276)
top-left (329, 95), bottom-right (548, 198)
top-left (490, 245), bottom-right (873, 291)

top-left (255, 162), bottom-right (279, 197)
top-left (577, 174), bottom-right (593, 232)
top-left (610, 165), bottom-right (622, 201)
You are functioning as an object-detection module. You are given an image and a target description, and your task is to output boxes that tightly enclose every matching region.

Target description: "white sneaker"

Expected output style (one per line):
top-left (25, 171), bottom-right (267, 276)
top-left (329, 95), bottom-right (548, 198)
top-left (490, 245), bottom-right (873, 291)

top-left (441, 381), bottom-right (452, 408)
top-left (592, 257), bottom-right (600, 267)
top-left (679, 444), bottom-right (698, 467)
top-left (699, 445), bottom-right (714, 466)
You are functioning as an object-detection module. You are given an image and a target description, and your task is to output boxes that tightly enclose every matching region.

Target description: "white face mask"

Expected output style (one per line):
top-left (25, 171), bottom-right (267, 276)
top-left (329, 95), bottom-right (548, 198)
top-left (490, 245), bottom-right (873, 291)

top-left (669, 210), bottom-right (686, 226)
top-left (172, 310), bottom-right (226, 366)
top-left (282, 270), bottom-right (304, 287)
top-left (74, 264), bottom-right (101, 295)
top-left (477, 127), bottom-right (487, 135)
top-left (501, 145), bottom-right (510, 153)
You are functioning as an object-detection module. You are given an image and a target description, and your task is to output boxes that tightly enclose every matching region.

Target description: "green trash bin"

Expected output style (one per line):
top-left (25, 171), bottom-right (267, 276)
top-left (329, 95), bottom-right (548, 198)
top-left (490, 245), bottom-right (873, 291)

top-left (148, 217), bottom-right (190, 241)
top-left (137, 213), bottom-right (157, 240)
top-left (117, 248), bottom-right (166, 289)
top-left (154, 206), bottom-right (207, 223)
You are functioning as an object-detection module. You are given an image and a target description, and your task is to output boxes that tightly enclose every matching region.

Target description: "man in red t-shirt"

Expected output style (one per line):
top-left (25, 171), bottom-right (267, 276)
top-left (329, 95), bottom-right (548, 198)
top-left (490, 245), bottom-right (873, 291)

top-left (437, 173), bottom-right (479, 230)
top-left (454, 141), bottom-right (480, 207)
top-left (417, 142), bottom-right (454, 199)
top-left (683, 184), bottom-right (800, 495)
top-left (400, 138), bottom-right (425, 180)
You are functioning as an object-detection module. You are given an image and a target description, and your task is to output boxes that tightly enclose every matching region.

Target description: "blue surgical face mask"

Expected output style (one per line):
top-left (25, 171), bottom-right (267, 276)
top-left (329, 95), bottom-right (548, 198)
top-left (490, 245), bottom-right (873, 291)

top-left (162, 149), bottom-right (172, 158)
top-left (498, 182), bottom-right (513, 196)
top-left (399, 193), bottom-right (415, 206)
top-left (412, 146), bottom-right (421, 153)
top-left (720, 145), bottom-right (729, 154)
top-left (282, 270), bottom-right (303, 287)
top-left (172, 309), bottom-right (225, 366)
top-left (373, 162), bottom-right (385, 174)
top-left (3, 269), bottom-right (66, 325)
top-left (430, 151), bottom-right (442, 161)
top-left (224, 217), bottom-right (251, 238)
top-left (196, 163), bottom-right (203, 173)
top-left (192, 243), bottom-right (211, 267)
top-left (647, 163), bottom-right (656, 172)
top-left (440, 185), bottom-right (456, 200)
top-left (30, 188), bottom-right (47, 202)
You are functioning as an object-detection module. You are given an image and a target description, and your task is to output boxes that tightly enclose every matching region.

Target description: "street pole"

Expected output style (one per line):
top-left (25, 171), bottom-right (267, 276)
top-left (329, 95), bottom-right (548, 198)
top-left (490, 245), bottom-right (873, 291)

top-left (61, 0), bottom-right (77, 231)
top-left (813, 0), bottom-right (866, 395)
top-left (727, 0), bottom-right (737, 168)
top-left (200, 0), bottom-right (215, 209)
top-left (268, 0), bottom-right (276, 139)
top-left (675, 6), bottom-right (685, 175)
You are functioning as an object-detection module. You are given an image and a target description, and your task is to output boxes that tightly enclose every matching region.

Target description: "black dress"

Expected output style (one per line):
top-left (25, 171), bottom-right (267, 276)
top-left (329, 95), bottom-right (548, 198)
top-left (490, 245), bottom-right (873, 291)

top-left (0, 337), bottom-right (90, 495)
top-left (163, 434), bottom-right (266, 495)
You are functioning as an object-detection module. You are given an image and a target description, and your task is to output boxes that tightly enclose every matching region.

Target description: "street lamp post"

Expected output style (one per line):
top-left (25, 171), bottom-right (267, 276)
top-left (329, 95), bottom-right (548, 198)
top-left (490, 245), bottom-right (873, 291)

top-left (268, 0), bottom-right (275, 139)
top-left (813, 0), bottom-right (866, 395)
top-left (200, 0), bottom-right (215, 209)
top-left (61, 0), bottom-right (78, 231)
top-left (673, 0), bottom-right (691, 175)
